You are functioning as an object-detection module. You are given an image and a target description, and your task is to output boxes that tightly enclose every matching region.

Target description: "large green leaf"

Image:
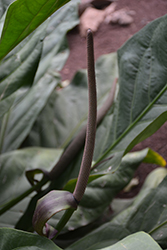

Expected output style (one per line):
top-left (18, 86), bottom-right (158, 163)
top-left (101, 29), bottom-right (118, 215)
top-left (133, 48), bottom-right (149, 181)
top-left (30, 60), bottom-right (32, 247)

top-left (101, 232), bottom-right (162, 250)
top-left (0, 147), bottom-right (62, 220)
top-left (0, 21), bottom-right (46, 102)
top-left (65, 167), bottom-right (167, 250)
top-left (0, 228), bottom-right (62, 250)
top-left (89, 14), bottom-right (167, 174)
top-left (34, 0), bottom-right (80, 83)
top-left (0, 92), bottom-right (15, 120)
top-left (0, 0), bottom-right (72, 60)
top-left (0, 0), bottom-right (80, 152)
top-left (0, 74), bottom-right (59, 153)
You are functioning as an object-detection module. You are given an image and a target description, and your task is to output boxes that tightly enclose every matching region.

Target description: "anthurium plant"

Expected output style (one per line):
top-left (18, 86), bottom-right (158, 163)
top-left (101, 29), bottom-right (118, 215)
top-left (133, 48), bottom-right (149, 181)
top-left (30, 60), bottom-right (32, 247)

top-left (0, 0), bottom-right (167, 249)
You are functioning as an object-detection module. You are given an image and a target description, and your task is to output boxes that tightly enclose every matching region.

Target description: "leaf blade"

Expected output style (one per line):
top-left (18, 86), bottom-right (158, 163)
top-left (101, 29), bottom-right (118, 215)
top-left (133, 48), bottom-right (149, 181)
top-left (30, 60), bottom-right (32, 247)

top-left (0, 0), bottom-right (71, 60)
top-left (0, 228), bottom-right (62, 250)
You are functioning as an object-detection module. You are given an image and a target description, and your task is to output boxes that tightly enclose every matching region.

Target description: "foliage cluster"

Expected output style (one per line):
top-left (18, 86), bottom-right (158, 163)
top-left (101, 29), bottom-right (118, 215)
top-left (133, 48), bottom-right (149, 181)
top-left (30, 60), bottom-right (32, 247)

top-left (0, 0), bottom-right (167, 249)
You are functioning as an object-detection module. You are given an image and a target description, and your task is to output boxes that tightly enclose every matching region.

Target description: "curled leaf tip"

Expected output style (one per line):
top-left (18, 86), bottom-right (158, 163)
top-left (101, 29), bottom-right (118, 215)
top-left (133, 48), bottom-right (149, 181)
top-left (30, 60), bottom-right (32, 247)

top-left (32, 190), bottom-right (78, 237)
top-left (45, 223), bottom-right (58, 239)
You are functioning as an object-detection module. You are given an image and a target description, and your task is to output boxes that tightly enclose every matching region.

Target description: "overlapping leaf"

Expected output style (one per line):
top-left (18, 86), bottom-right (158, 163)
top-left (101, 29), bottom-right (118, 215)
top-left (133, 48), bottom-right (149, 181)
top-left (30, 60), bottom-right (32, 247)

top-left (0, 0), bottom-right (80, 152)
top-left (101, 232), bottom-right (162, 250)
top-left (0, 74), bottom-right (59, 153)
top-left (55, 149), bottom-right (166, 232)
top-left (0, 0), bottom-right (14, 19)
top-left (0, 147), bottom-right (62, 217)
top-left (22, 52), bottom-right (118, 149)
top-left (65, 167), bottom-right (167, 250)
top-left (22, 14), bottom-right (167, 181)
top-left (0, 0), bottom-right (72, 60)
top-left (90, 14), bottom-right (167, 174)
top-left (0, 228), bottom-right (62, 250)
top-left (0, 21), bottom-right (45, 102)
top-left (17, 149), bottom-right (165, 234)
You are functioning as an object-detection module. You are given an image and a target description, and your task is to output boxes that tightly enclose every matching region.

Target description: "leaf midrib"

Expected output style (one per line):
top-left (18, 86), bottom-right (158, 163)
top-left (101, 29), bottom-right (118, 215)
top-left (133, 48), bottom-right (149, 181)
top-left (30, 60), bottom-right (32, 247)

top-left (94, 81), bottom-right (167, 165)
top-left (0, 0), bottom-right (69, 60)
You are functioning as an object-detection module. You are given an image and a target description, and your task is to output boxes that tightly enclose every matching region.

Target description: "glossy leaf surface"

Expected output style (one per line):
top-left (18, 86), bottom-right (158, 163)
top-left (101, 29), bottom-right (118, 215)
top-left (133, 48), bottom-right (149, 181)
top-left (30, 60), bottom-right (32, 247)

top-left (0, 0), bottom-right (71, 60)
top-left (0, 74), bottom-right (59, 153)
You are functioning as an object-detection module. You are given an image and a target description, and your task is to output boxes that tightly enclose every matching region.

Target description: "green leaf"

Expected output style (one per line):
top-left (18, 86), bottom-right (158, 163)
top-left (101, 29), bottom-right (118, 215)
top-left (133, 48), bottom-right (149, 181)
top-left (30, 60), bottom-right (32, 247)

top-left (0, 93), bottom-right (15, 120)
top-left (0, 147), bottom-right (62, 217)
top-left (102, 232), bottom-right (162, 250)
top-left (0, 0), bottom-right (71, 60)
top-left (0, 21), bottom-right (46, 102)
top-left (34, 0), bottom-right (80, 83)
top-left (0, 0), bottom-right (80, 152)
top-left (0, 228), bottom-right (62, 250)
top-left (90, 14), bottom-right (167, 174)
top-left (25, 149), bottom-right (164, 236)
top-left (143, 148), bottom-right (166, 166)
top-left (61, 149), bottom-right (166, 232)
top-left (24, 15), bottom-right (167, 181)
top-left (0, 74), bottom-right (59, 153)
top-left (33, 190), bottom-right (77, 238)
top-left (17, 148), bottom-right (165, 235)
top-left (65, 167), bottom-right (167, 250)
top-left (64, 148), bottom-right (166, 193)
top-left (23, 52), bottom-right (118, 149)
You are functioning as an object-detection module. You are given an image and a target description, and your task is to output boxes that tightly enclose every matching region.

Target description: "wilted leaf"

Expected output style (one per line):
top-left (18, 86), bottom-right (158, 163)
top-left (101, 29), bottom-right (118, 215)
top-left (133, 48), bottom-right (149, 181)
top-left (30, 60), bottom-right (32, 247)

top-left (33, 190), bottom-right (77, 238)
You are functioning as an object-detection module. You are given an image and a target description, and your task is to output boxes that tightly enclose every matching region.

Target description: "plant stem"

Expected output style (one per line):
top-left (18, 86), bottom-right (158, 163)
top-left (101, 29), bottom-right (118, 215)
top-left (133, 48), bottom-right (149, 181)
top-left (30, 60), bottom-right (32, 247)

top-left (0, 32), bottom-right (117, 216)
top-left (53, 29), bottom-right (97, 237)
top-left (53, 208), bottom-right (75, 239)
top-left (0, 176), bottom-right (48, 215)
top-left (73, 29), bottom-right (97, 203)
top-left (48, 81), bottom-right (117, 181)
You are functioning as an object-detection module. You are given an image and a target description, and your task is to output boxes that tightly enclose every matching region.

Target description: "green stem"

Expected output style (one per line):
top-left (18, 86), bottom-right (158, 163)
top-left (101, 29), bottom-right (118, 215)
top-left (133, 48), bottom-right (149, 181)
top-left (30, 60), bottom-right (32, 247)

top-left (149, 220), bottom-right (167, 235)
top-left (0, 176), bottom-right (48, 215)
top-left (53, 208), bottom-right (75, 239)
